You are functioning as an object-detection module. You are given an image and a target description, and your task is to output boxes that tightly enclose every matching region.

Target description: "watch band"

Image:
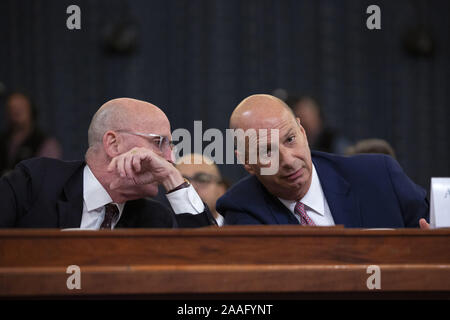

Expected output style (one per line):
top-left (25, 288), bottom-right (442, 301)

top-left (166, 178), bottom-right (190, 194)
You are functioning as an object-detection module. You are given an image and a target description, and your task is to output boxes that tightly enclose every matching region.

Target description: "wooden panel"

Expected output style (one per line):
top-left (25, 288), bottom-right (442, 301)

top-left (0, 226), bottom-right (449, 297)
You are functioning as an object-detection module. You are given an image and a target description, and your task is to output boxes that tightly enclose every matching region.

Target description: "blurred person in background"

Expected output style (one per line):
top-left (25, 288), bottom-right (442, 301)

top-left (0, 91), bottom-right (62, 176)
top-left (286, 95), bottom-right (350, 155)
top-left (176, 154), bottom-right (228, 226)
top-left (345, 138), bottom-right (396, 158)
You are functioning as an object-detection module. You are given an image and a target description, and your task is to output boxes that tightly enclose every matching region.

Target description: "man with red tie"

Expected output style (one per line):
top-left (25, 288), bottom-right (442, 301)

top-left (216, 94), bottom-right (430, 229)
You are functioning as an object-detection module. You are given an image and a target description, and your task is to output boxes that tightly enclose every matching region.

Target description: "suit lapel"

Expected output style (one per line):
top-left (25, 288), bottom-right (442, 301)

top-left (116, 201), bottom-right (136, 228)
top-left (312, 155), bottom-right (362, 227)
top-left (260, 181), bottom-right (299, 224)
top-left (57, 163), bottom-right (84, 228)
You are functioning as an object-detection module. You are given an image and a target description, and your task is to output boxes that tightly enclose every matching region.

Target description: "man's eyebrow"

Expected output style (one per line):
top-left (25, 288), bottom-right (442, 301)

top-left (283, 128), bottom-right (295, 139)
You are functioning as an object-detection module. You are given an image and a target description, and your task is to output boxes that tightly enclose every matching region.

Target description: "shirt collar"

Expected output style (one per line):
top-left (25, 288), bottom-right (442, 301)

top-left (278, 164), bottom-right (325, 216)
top-left (83, 165), bottom-right (125, 214)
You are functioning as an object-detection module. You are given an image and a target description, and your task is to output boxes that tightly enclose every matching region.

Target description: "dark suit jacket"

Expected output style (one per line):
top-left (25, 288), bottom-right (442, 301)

top-left (0, 158), bottom-right (215, 228)
top-left (216, 151), bottom-right (429, 228)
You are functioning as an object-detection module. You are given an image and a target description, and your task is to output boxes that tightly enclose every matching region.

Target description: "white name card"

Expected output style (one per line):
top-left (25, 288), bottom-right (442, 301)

top-left (430, 178), bottom-right (450, 228)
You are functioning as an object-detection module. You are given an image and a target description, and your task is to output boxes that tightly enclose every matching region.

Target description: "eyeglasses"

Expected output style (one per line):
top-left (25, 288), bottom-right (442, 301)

top-left (182, 172), bottom-right (222, 185)
top-left (116, 130), bottom-right (174, 153)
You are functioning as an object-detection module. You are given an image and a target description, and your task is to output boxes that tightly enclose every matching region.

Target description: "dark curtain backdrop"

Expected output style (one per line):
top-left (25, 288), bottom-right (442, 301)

top-left (0, 0), bottom-right (449, 188)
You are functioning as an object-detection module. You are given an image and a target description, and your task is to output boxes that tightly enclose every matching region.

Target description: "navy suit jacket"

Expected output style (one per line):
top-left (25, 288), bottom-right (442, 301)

top-left (216, 151), bottom-right (429, 228)
top-left (0, 158), bottom-right (215, 228)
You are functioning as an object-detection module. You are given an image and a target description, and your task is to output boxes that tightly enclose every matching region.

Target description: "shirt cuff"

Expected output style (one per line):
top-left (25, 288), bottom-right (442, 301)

top-left (165, 184), bottom-right (205, 215)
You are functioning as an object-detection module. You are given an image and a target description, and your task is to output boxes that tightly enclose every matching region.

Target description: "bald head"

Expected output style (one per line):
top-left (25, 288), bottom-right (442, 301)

top-left (84, 98), bottom-right (175, 203)
top-left (87, 98), bottom-right (169, 149)
top-left (230, 94), bottom-right (295, 130)
top-left (229, 94), bottom-right (313, 200)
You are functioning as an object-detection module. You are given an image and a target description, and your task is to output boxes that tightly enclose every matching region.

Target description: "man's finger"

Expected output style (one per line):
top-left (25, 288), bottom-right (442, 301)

top-left (132, 154), bottom-right (142, 172)
top-left (419, 218), bottom-right (431, 229)
top-left (117, 155), bottom-right (126, 178)
top-left (138, 150), bottom-right (154, 171)
top-left (124, 155), bottom-right (134, 178)
top-left (107, 157), bottom-right (117, 172)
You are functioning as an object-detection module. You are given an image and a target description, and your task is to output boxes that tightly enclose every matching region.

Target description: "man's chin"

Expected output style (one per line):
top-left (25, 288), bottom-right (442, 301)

top-left (278, 175), bottom-right (310, 195)
top-left (281, 174), bottom-right (305, 187)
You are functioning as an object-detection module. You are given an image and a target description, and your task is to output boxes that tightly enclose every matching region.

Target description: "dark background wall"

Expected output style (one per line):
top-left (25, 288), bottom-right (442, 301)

top-left (0, 0), bottom-right (449, 189)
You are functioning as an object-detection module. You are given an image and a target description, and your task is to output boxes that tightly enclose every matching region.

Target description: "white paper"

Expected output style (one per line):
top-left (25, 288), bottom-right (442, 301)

top-left (430, 178), bottom-right (450, 228)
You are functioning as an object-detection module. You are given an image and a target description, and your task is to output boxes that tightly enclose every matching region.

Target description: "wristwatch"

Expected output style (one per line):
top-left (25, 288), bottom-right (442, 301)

top-left (166, 178), bottom-right (190, 194)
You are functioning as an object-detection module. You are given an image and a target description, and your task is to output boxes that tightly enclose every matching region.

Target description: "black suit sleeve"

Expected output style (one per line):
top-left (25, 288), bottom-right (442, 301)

top-left (118, 199), bottom-right (216, 228)
top-left (384, 156), bottom-right (429, 227)
top-left (175, 205), bottom-right (218, 228)
top-left (0, 165), bottom-right (31, 227)
top-left (152, 186), bottom-right (216, 227)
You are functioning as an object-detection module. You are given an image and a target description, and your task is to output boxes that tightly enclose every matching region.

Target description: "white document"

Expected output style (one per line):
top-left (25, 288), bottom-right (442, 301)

top-left (430, 178), bottom-right (450, 228)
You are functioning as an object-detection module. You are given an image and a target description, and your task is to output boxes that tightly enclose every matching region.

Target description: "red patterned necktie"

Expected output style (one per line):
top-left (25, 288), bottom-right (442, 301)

top-left (294, 201), bottom-right (316, 226)
top-left (100, 203), bottom-right (119, 229)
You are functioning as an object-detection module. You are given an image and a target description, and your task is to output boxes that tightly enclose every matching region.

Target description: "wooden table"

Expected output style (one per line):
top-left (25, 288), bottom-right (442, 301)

top-left (0, 226), bottom-right (449, 298)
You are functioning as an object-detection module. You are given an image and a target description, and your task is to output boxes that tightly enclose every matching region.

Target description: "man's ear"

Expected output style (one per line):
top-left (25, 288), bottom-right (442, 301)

top-left (103, 131), bottom-right (121, 158)
top-left (296, 117), bottom-right (307, 137)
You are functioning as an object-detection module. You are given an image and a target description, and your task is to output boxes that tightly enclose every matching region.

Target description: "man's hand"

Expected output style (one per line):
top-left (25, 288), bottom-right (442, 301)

top-left (419, 218), bottom-right (431, 229)
top-left (107, 147), bottom-right (184, 191)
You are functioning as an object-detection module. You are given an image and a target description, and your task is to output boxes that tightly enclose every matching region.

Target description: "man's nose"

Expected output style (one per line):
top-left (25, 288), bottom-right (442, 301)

top-left (279, 146), bottom-right (295, 170)
top-left (164, 148), bottom-right (175, 163)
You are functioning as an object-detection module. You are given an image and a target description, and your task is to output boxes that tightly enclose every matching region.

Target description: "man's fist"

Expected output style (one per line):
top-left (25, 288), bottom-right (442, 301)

top-left (107, 147), bottom-right (184, 191)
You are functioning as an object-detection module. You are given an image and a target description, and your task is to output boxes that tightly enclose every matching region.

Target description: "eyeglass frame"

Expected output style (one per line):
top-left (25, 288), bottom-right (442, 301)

top-left (115, 130), bottom-right (174, 152)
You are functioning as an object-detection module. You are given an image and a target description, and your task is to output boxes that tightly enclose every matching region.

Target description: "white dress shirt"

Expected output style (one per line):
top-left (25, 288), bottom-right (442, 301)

top-left (215, 213), bottom-right (225, 227)
top-left (80, 165), bottom-right (204, 230)
top-left (278, 164), bottom-right (335, 226)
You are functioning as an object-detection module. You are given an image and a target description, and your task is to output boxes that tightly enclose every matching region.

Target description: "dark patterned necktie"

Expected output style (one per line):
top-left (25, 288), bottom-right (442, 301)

top-left (294, 201), bottom-right (316, 226)
top-left (100, 203), bottom-right (119, 229)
